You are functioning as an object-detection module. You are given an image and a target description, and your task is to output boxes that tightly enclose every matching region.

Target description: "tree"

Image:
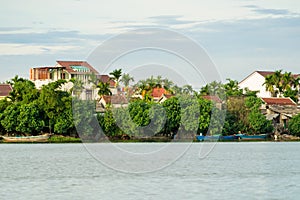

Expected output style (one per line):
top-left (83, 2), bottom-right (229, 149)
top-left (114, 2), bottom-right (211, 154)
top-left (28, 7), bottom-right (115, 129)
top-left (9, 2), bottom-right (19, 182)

top-left (109, 69), bottom-right (122, 88)
top-left (224, 79), bottom-right (243, 96)
top-left (38, 80), bottom-right (69, 134)
top-left (288, 114), bottom-right (300, 136)
top-left (1, 103), bottom-right (21, 134)
top-left (7, 76), bottom-right (39, 103)
top-left (16, 101), bottom-right (45, 135)
top-left (97, 82), bottom-right (112, 97)
top-left (121, 73), bottom-right (134, 97)
top-left (263, 75), bottom-right (276, 97)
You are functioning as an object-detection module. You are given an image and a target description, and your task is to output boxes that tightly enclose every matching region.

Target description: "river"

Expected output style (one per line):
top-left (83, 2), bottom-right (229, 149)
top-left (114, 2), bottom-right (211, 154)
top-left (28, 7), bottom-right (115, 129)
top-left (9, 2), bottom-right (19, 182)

top-left (0, 142), bottom-right (299, 200)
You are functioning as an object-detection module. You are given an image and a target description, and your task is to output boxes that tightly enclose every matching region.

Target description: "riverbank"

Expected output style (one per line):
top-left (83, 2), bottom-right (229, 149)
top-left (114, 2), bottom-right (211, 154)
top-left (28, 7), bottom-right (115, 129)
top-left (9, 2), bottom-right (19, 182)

top-left (1, 135), bottom-right (300, 143)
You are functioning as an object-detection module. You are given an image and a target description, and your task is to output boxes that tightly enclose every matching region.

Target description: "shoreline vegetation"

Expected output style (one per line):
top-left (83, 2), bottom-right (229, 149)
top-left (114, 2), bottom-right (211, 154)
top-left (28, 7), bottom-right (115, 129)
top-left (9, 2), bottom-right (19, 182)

top-left (1, 69), bottom-right (300, 142)
top-left (1, 134), bottom-right (300, 143)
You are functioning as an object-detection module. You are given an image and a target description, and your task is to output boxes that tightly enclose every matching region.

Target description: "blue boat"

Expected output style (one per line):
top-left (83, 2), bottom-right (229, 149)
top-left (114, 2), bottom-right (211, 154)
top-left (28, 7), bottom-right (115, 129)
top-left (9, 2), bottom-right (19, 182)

top-left (235, 134), bottom-right (267, 141)
top-left (196, 135), bottom-right (236, 141)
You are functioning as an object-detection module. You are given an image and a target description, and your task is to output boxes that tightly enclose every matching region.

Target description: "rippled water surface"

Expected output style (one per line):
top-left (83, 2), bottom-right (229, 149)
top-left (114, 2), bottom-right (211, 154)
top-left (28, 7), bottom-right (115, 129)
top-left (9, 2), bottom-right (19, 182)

top-left (0, 142), bottom-right (299, 200)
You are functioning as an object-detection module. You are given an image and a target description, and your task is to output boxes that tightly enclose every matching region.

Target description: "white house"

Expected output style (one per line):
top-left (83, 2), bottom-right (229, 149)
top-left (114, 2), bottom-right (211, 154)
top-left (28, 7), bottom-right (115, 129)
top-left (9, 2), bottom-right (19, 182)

top-left (238, 71), bottom-right (274, 98)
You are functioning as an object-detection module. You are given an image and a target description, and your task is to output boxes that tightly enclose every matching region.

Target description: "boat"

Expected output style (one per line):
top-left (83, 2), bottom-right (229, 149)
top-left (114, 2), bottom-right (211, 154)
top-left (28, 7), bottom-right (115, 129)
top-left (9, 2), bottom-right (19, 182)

top-left (235, 134), bottom-right (267, 141)
top-left (1, 134), bottom-right (51, 143)
top-left (196, 135), bottom-right (236, 141)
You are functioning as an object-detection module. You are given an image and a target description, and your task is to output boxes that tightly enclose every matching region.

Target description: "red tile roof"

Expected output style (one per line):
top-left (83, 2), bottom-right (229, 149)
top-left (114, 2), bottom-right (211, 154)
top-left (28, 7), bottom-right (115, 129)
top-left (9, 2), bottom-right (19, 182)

top-left (152, 88), bottom-right (166, 98)
top-left (256, 71), bottom-right (274, 77)
top-left (201, 95), bottom-right (222, 103)
top-left (257, 71), bottom-right (300, 78)
top-left (97, 75), bottom-right (116, 87)
top-left (0, 84), bottom-right (12, 97)
top-left (56, 61), bottom-right (99, 74)
top-left (261, 97), bottom-right (297, 106)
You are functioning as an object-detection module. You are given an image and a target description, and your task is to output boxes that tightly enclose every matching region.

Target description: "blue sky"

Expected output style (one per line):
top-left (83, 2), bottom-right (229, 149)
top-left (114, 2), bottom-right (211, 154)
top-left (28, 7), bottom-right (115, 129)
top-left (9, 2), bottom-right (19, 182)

top-left (0, 0), bottom-right (300, 87)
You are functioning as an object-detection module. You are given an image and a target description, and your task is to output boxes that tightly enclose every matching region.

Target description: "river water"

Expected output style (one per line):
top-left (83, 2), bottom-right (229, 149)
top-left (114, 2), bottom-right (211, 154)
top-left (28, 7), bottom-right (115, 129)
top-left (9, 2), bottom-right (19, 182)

top-left (0, 142), bottom-right (299, 200)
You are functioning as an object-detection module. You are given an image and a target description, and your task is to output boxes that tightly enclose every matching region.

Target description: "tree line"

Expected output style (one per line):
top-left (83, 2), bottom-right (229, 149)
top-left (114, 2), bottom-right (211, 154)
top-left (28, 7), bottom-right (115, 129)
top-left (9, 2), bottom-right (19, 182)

top-left (1, 70), bottom-right (300, 138)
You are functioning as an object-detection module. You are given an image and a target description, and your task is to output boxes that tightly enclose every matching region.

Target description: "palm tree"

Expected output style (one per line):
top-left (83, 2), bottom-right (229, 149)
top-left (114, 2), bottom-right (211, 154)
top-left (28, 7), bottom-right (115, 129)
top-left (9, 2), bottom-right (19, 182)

top-left (109, 69), bottom-right (122, 88)
top-left (97, 82), bottom-right (112, 98)
top-left (263, 75), bottom-right (276, 97)
top-left (224, 79), bottom-right (243, 96)
top-left (121, 73), bottom-right (134, 97)
top-left (182, 84), bottom-right (194, 95)
top-left (162, 78), bottom-right (174, 91)
top-left (273, 70), bottom-right (283, 96)
top-left (282, 72), bottom-right (293, 92)
top-left (69, 78), bottom-right (84, 97)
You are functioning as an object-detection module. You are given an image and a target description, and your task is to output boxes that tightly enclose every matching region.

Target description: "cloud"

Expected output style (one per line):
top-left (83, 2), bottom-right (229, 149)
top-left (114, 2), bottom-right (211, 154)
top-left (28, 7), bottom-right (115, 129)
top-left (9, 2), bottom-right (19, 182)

top-left (0, 27), bottom-right (31, 32)
top-left (0, 43), bottom-right (80, 55)
top-left (244, 5), bottom-right (292, 16)
top-left (148, 15), bottom-right (196, 25)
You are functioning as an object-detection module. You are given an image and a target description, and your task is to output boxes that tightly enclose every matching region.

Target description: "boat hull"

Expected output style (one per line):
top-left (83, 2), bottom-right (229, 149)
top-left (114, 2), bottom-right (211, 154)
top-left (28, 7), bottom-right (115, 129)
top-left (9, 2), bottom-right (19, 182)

top-left (235, 134), bottom-right (267, 141)
top-left (1, 134), bottom-right (50, 143)
top-left (196, 135), bottom-right (235, 141)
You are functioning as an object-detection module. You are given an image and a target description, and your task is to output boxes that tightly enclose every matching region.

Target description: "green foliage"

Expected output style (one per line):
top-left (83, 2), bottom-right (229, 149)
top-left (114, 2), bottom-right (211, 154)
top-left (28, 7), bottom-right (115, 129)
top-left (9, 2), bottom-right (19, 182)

top-left (288, 114), bottom-right (300, 136)
top-left (247, 110), bottom-right (273, 134)
top-left (162, 97), bottom-right (181, 136)
top-left (1, 103), bottom-right (21, 133)
top-left (16, 101), bottom-right (45, 134)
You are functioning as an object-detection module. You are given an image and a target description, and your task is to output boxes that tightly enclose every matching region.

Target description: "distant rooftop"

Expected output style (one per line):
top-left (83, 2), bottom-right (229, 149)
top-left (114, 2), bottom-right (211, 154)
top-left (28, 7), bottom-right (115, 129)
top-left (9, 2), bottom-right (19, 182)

top-left (0, 84), bottom-right (12, 97)
top-left (261, 97), bottom-right (297, 106)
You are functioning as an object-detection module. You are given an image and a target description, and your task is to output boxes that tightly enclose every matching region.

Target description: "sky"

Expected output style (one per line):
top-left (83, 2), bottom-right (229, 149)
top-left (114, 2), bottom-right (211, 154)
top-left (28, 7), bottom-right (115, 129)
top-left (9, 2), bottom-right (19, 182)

top-left (0, 0), bottom-right (300, 87)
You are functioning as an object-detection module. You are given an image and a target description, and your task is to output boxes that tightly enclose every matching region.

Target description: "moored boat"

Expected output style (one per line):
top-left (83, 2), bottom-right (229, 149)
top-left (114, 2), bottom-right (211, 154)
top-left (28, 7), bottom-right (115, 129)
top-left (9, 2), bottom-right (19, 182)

top-left (196, 135), bottom-right (236, 141)
top-left (235, 134), bottom-right (267, 141)
top-left (1, 134), bottom-right (51, 143)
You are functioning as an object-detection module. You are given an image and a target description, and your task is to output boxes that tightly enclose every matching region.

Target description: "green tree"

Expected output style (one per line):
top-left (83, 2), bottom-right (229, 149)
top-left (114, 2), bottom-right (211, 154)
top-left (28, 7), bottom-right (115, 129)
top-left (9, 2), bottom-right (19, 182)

top-left (288, 114), bottom-right (300, 136)
top-left (16, 101), bottom-right (45, 135)
top-left (224, 79), bottom-right (243, 96)
top-left (121, 73), bottom-right (134, 97)
top-left (38, 80), bottom-right (69, 134)
top-left (97, 81), bottom-right (112, 97)
top-left (1, 103), bottom-right (21, 133)
top-left (109, 69), bottom-right (122, 88)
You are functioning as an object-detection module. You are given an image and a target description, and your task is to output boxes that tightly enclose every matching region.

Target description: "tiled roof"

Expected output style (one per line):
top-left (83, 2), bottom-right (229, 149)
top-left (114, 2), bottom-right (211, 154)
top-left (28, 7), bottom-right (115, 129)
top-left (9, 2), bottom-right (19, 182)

top-left (97, 75), bottom-right (116, 87)
top-left (56, 61), bottom-right (99, 74)
top-left (257, 71), bottom-right (300, 78)
top-left (102, 95), bottom-right (128, 104)
top-left (152, 88), bottom-right (166, 98)
top-left (201, 95), bottom-right (222, 103)
top-left (261, 97), bottom-right (297, 106)
top-left (0, 84), bottom-right (12, 97)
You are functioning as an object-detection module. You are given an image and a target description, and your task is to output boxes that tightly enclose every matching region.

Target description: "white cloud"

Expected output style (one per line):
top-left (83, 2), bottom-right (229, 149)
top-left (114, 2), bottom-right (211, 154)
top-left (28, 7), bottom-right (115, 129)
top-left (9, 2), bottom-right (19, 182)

top-left (0, 44), bottom-right (80, 55)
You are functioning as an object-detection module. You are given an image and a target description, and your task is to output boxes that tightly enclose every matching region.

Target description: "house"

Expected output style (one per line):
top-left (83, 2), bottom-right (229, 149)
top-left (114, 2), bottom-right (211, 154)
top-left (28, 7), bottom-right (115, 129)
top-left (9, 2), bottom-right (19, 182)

top-left (152, 88), bottom-right (167, 102)
top-left (201, 95), bottom-right (223, 109)
top-left (158, 94), bottom-right (174, 103)
top-left (97, 75), bottom-right (117, 95)
top-left (98, 95), bottom-right (129, 111)
top-left (0, 84), bottom-right (12, 100)
top-left (29, 61), bottom-right (119, 100)
top-left (30, 61), bottom-right (99, 88)
top-left (238, 71), bottom-right (274, 98)
top-left (260, 97), bottom-right (300, 131)
top-left (239, 70), bottom-right (300, 98)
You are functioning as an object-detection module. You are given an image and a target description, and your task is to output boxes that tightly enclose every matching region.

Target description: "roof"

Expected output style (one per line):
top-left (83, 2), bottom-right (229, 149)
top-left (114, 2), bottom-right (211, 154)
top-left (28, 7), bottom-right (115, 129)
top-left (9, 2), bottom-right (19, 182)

top-left (102, 95), bottom-right (128, 104)
top-left (261, 97), bottom-right (297, 106)
top-left (256, 71), bottom-right (274, 77)
top-left (97, 75), bottom-right (116, 87)
top-left (56, 61), bottom-right (99, 75)
top-left (152, 88), bottom-right (166, 98)
top-left (201, 95), bottom-right (222, 103)
top-left (0, 84), bottom-right (12, 97)
top-left (240, 70), bottom-right (300, 84)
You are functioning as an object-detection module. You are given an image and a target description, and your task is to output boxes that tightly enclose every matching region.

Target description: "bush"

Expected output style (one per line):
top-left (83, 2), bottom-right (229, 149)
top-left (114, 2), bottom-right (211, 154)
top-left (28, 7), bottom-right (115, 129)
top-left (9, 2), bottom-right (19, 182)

top-left (289, 114), bottom-right (300, 136)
